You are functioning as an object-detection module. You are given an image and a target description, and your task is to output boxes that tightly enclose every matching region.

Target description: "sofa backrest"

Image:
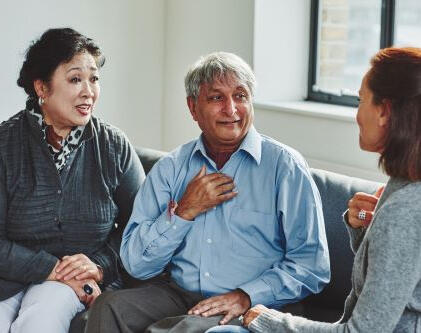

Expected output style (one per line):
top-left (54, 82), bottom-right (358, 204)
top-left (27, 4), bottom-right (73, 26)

top-left (135, 147), bottom-right (384, 310)
top-left (135, 147), bottom-right (167, 175)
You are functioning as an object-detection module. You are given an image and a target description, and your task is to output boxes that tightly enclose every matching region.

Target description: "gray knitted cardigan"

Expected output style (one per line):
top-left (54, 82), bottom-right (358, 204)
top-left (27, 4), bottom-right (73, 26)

top-left (0, 110), bottom-right (145, 300)
top-left (249, 177), bottom-right (421, 333)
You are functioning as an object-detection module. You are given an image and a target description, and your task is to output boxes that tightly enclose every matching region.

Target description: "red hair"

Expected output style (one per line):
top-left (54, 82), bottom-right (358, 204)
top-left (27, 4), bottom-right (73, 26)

top-left (367, 47), bottom-right (421, 180)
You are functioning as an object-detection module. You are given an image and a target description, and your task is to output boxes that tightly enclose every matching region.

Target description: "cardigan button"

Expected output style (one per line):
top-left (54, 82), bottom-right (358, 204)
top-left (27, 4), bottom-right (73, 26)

top-left (57, 189), bottom-right (62, 195)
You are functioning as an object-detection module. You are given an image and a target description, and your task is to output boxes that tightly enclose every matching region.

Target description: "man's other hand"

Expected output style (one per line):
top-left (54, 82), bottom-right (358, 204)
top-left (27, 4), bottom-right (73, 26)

top-left (188, 289), bottom-right (251, 325)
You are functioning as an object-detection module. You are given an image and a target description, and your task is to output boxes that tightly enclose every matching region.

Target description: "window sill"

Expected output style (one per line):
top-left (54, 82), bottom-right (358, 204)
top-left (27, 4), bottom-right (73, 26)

top-left (253, 100), bottom-right (357, 123)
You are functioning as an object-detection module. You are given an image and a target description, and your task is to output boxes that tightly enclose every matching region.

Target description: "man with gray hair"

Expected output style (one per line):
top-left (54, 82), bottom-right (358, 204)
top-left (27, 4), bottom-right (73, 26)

top-left (86, 52), bottom-right (330, 333)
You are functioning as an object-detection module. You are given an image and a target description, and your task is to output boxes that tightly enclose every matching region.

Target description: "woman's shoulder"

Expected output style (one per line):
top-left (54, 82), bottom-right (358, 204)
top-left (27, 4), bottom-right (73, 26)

top-left (90, 116), bottom-right (127, 140)
top-left (0, 110), bottom-right (26, 132)
top-left (376, 180), bottom-right (421, 226)
top-left (0, 110), bottom-right (27, 147)
top-left (386, 180), bottom-right (421, 207)
top-left (370, 181), bottom-right (421, 262)
top-left (90, 116), bottom-right (134, 154)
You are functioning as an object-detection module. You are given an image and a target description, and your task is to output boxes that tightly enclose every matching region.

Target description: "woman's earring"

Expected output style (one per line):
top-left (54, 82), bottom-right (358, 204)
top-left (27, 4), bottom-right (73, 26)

top-left (38, 96), bottom-right (45, 106)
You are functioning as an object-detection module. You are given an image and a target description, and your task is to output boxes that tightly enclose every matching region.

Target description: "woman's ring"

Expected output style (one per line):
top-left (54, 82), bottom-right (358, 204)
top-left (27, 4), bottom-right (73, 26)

top-left (83, 284), bottom-right (93, 295)
top-left (358, 210), bottom-right (366, 221)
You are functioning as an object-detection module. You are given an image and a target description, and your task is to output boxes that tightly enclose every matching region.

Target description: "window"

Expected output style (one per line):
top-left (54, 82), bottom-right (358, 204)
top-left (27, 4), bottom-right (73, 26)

top-left (308, 0), bottom-right (421, 107)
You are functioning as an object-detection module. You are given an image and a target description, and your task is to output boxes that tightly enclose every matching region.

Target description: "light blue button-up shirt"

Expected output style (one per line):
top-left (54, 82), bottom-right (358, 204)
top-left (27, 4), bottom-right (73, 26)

top-left (121, 126), bottom-right (330, 308)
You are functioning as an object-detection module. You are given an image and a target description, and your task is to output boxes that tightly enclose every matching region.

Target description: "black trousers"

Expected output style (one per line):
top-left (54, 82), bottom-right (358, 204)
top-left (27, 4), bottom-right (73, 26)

top-left (83, 276), bottom-right (241, 333)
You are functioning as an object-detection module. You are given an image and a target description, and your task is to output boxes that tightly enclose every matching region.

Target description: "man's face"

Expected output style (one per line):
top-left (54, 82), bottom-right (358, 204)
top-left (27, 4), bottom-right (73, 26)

top-left (187, 75), bottom-right (254, 151)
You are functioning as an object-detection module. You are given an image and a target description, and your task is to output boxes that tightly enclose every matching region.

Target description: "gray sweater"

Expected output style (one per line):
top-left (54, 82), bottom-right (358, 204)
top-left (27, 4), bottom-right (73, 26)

top-left (249, 177), bottom-right (421, 332)
top-left (0, 111), bottom-right (145, 300)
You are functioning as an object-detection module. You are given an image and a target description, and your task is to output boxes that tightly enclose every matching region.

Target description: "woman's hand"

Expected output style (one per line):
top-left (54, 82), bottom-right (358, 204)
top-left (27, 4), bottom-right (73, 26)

top-left (46, 260), bottom-right (61, 280)
top-left (242, 304), bottom-right (269, 327)
top-left (55, 254), bottom-right (103, 283)
top-left (61, 278), bottom-right (101, 308)
top-left (347, 186), bottom-right (384, 228)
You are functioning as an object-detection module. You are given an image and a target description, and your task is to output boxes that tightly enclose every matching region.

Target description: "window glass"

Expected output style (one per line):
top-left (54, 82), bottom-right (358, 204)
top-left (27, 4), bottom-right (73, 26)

top-left (314, 0), bottom-right (381, 96)
top-left (394, 0), bottom-right (421, 46)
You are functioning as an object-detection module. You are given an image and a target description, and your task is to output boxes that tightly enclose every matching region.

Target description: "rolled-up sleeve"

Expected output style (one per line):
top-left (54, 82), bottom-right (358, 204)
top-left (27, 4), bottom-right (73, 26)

top-left (120, 157), bottom-right (193, 280)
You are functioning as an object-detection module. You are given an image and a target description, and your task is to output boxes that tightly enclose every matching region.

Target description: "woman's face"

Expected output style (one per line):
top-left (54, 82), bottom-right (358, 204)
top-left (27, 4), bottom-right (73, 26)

top-left (356, 73), bottom-right (389, 153)
top-left (36, 52), bottom-right (100, 137)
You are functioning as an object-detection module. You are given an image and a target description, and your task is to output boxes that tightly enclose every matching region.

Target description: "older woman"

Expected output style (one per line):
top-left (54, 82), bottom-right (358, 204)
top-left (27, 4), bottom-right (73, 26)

top-left (0, 28), bottom-right (144, 332)
top-left (240, 47), bottom-right (421, 332)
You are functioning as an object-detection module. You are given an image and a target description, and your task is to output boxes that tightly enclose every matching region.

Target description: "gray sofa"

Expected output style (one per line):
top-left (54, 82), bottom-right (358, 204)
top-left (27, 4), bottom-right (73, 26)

top-left (134, 147), bottom-right (383, 323)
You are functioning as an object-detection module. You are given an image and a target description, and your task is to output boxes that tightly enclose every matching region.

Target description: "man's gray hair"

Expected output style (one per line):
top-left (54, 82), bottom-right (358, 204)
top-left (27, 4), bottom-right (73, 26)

top-left (184, 52), bottom-right (256, 100)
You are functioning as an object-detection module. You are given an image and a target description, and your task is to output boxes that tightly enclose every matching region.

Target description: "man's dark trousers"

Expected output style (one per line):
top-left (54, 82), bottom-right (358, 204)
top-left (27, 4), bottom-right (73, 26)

top-left (83, 275), bottom-right (238, 333)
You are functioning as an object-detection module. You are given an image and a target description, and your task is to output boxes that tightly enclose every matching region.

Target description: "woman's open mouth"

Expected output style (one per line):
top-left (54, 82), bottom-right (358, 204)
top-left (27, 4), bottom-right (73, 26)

top-left (76, 104), bottom-right (92, 116)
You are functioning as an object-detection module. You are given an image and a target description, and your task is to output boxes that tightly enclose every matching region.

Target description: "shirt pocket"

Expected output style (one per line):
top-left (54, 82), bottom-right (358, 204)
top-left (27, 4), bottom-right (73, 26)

top-left (229, 206), bottom-right (278, 258)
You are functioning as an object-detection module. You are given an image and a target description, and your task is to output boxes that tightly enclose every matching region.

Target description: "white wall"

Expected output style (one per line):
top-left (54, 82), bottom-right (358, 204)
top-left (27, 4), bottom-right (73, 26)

top-left (254, 102), bottom-right (384, 181)
top-left (253, 0), bottom-right (310, 101)
top-left (0, 0), bottom-right (164, 149)
top-left (161, 0), bottom-right (255, 151)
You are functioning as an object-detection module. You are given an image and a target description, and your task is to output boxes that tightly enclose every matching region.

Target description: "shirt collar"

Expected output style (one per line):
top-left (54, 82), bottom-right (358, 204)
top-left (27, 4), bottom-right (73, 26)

top-left (190, 125), bottom-right (262, 166)
top-left (237, 125), bottom-right (262, 165)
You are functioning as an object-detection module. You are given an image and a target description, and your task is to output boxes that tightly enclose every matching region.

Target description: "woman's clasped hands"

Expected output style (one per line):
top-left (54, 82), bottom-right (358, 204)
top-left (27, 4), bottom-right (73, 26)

top-left (49, 254), bottom-right (103, 307)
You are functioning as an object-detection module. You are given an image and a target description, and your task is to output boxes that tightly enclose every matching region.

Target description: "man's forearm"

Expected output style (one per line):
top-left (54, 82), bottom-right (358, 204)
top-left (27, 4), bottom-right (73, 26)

top-left (120, 210), bottom-right (193, 280)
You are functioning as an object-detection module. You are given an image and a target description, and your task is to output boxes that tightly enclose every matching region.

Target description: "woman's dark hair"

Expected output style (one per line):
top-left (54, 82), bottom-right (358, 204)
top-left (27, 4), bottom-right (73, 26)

top-left (17, 28), bottom-right (105, 101)
top-left (367, 47), bottom-right (421, 181)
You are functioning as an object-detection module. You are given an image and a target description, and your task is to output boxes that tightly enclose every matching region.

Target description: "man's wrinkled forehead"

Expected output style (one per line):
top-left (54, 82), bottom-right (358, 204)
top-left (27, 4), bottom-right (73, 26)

top-left (200, 73), bottom-right (249, 93)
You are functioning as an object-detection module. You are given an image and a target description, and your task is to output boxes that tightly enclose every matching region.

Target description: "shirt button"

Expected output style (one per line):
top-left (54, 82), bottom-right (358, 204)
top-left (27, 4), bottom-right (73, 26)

top-left (207, 238), bottom-right (212, 244)
top-left (204, 272), bottom-right (210, 277)
top-left (166, 221), bottom-right (170, 225)
top-left (172, 225), bottom-right (177, 230)
top-left (57, 189), bottom-right (62, 195)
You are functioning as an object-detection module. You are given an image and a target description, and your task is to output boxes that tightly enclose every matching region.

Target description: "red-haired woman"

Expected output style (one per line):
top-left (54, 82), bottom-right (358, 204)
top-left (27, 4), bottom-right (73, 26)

top-left (242, 47), bottom-right (421, 332)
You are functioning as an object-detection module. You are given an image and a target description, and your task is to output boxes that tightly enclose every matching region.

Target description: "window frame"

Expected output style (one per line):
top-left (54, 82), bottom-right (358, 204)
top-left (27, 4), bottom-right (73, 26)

top-left (307, 0), bottom-right (396, 107)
